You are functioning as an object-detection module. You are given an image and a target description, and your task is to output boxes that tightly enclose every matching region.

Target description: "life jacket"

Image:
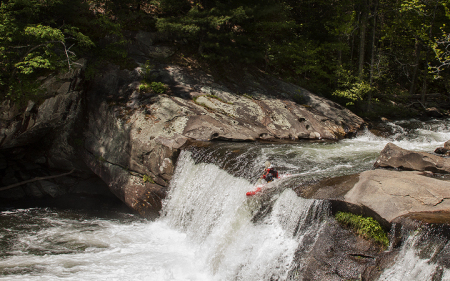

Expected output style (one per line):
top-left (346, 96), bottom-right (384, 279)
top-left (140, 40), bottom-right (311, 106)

top-left (269, 168), bottom-right (278, 178)
top-left (264, 168), bottom-right (278, 182)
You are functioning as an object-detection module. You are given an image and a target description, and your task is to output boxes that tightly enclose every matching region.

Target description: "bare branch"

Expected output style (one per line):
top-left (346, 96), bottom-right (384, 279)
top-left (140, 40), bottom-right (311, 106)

top-left (0, 169), bottom-right (75, 192)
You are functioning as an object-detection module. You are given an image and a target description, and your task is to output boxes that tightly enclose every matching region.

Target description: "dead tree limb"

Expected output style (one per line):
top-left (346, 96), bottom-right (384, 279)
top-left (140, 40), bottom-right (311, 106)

top-left (0, 169), bottom-right (75, 192)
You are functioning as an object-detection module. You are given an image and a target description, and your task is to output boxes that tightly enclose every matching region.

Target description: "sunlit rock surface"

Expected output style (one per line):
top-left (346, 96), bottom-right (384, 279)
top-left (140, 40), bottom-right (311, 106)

top-left (298, 143), bottom-right (450, 226)
top-left (82, 63), bottom-right (364, 215)
top-left (0, 58), bottom-right (364, 215)
top-left (375, 142), bottom-right (450, 174)
top-left (344, 169), bottom-right (450, 223)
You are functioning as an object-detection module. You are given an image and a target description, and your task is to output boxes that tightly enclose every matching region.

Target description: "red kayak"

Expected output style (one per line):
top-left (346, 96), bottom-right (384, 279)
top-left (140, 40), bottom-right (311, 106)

top-left (246, 187), bottom-right (262, 196)
top-left (246, 174), bottom-right (291, 196)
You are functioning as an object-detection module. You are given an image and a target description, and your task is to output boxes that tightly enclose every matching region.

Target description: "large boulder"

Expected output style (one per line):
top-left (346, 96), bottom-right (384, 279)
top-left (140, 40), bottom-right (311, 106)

top-left (297, 143), bottom-right (450, 226)
top-left (344, 169), bottom-right (450, 223)
top-left (296, 169), bottom-right (450, 230)
top-left (0, 58), bottom-right (364, 216)
top-left (83, 63), bottom-right (364, 216)
top-left (374, 142), bottom-right (450, 174)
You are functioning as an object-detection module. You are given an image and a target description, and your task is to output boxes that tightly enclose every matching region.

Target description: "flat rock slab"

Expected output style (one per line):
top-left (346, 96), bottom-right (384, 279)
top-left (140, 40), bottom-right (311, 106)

top-left (345, 170), bottom-right (450, 223)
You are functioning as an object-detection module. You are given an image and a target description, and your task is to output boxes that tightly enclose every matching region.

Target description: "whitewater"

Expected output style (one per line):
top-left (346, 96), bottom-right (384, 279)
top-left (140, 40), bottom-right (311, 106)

top-left (0, 118), bottom-right (450, 280)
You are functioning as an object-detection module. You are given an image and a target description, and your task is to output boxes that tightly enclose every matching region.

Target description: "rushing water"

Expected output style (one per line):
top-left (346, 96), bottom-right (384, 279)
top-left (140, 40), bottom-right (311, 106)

top-left (1, 118), bottom-right (450, 280)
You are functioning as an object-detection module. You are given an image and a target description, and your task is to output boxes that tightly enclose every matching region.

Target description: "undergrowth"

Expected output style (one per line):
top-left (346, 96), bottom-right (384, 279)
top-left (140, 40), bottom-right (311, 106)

top-left (335, 211), bottom-right (389, 248)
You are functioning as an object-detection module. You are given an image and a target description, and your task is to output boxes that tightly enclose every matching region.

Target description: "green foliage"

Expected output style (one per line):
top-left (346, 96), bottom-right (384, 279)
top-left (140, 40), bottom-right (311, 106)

top-left (0, 0), bottom-right (96, 104)
top-left (335, 212), bottom-right (389, 247)
top-left (138, 83), bottom-right (151, 93)
top-left (332, 66), bottom-right (373, 107)
top-left (1, 0), bottom-right (449, 118)
top-left (268, 38), bottom-right (342, 94)
top-left (154, 0), bottom-right (295, 63)
top-left (5, 79), bottom-right (43, 106)
top-left (242, 93), bottom-right (253, 99)
top-left (142, 174), bottom-right (155, 184)
top-left (141, 60), bottom-right (157, 83)
top-left (136, 60), bottom-right (168, 94)
top-left (206, 94), bottom-right (231, 104)
top-left (139, 82), bottom-right (168, 94)
top-left (150, 82), bottom-right (168, 94)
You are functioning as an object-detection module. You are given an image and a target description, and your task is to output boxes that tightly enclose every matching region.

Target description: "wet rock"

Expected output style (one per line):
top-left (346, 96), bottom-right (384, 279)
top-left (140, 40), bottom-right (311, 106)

top-left (434, 140), bottom-right (450, 155)
top-left (445, 140), bottom-right (450, 150)
top-left (344, 170), bottom-right (450, 223)
top-left (374, 142), bottom-right (450, 174)
top-left (426, 107), bottom-right (444, 118)
top-left (435, 147), bottom-right (449, 154)
top-left (38, 180), bottom-right (65, 198)
top-left (295, 174), bottom-right (359, 200)
top-left (289, 219), bottom-right (387, 280)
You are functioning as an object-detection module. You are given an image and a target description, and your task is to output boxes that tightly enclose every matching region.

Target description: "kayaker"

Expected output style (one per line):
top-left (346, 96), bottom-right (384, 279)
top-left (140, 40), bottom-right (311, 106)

top-left (261, 164), bottom-right (278, 183)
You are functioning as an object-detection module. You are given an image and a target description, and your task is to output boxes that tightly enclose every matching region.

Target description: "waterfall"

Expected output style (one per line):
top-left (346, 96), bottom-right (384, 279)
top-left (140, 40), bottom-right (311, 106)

top-left (379, 227), bottom-right (450, 281)
top-left (162, 150), bottom-right (329, 280)
top-left (0, 118), bottom-right (449, 280)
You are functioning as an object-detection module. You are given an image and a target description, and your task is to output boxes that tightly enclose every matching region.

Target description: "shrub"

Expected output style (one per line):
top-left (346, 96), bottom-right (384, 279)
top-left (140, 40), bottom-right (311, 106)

top-left (150, 82), bottom-right (168, 94)
top-left (138, 82), bottom-right (168, 94)
top-left (139, 83), bottom-right (151, 93)
top-left (335, 211), bottom-right (389, 247)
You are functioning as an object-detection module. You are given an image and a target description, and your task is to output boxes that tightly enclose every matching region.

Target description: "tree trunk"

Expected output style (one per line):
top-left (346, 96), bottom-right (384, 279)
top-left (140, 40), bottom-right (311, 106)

top-left (409, 37), bottom-right (421, 97)
top-left (421, 1), bottom-right (439, 105)
top-left (421, 67), bottom-right (427, 105)
top-left (367, 0), bottom-right (378, 111)
top-left (358, 0), bottom-right (369, 79)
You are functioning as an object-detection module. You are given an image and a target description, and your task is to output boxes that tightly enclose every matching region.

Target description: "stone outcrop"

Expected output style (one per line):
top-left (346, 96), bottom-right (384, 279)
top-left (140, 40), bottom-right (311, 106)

top-left (0, 54), bottom-right (364, 216)
top-left (297, 142), bottom-right (450, 226)
top-left (344, 169), bottom-right (450, 223)
top-left (0, 59), bottom-right (87, 170)
top-left (81, 63), bottom-right (364, 216)
top-left (374, 142), bottom-right (450, 174)
top-left (435, 140), bottom-right (450, 155)
top-left (0, 59), bottom-right (124, 206)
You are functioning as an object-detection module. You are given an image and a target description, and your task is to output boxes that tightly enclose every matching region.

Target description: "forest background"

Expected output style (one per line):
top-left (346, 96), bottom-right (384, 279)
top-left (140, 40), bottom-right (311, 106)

top-left (1, 0), bottom-right (450, 120)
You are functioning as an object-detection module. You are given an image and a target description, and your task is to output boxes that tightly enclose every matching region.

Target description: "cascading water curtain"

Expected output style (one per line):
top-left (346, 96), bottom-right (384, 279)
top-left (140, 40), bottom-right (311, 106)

top-left (162, 150), bottom-right (330, 280)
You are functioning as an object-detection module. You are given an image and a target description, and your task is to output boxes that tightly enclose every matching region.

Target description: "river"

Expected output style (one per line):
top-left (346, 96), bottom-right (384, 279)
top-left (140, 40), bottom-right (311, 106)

top-left (1, 118), bottom-right (450, 280)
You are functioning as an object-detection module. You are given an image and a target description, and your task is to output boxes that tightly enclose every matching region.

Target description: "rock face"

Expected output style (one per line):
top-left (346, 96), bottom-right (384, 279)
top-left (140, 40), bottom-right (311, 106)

top-left (0, 57), bottom-right (364, 216)
top-left (0, 59), bottom-right (87, 170)
top-left (344, 169), bottom-right (450, 223)
top-left (374, 142), bottom-right (450, 174)
top-left (81, 63), bottom-right (364, 216)
top-left (291, 219), bottom-right (389, 281)
top-left (0, 59), bottom-right (124, 206)
top-left (298, 143), bottom-right (450, 226)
